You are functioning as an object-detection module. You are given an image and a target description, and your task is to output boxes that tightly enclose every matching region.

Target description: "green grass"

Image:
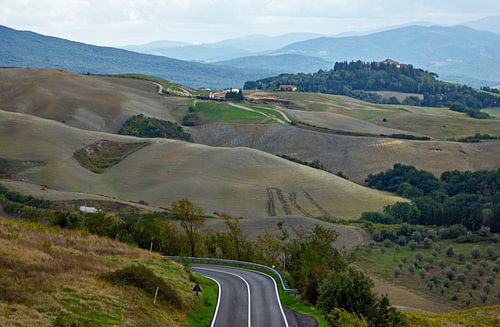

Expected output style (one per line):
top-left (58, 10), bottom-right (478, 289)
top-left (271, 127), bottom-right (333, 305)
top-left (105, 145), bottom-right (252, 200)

top-left (356, 239), bottom-right (500, 308)
top-left (73, 140), bottom-right (149, 174)
top-left (189, 101), bottom-right (266, 124)
top-left (482, 107), bottom-right (500, 118)
top-left (187, 274), bottom-right (218, 327)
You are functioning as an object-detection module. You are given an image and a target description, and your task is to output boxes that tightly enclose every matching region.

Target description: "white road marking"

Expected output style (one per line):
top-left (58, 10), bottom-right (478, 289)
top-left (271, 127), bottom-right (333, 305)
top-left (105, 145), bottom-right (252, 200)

top-left (199, 274), bottom-right (222, 327)
top-left (195, 267), bottom-right (252, 327)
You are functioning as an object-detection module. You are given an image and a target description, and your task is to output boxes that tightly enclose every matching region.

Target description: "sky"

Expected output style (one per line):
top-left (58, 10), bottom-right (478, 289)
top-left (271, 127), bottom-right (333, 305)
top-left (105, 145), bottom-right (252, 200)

top-left (1, 0), bottom-right (500, 46)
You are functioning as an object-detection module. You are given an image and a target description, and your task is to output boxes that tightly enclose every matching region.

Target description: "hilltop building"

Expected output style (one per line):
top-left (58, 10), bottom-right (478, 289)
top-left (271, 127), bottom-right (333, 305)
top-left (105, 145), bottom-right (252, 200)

top-left (278, 84), bottom-right (298, 92)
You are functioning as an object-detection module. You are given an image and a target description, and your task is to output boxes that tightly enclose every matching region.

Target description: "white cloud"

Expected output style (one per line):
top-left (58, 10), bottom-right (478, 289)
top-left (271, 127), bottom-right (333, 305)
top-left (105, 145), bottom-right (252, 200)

top-left (0, 0), bottom-right (499, 45)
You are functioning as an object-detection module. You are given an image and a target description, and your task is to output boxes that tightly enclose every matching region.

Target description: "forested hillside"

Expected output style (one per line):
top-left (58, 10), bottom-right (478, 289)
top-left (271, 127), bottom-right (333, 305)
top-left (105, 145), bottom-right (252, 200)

top-left (245, 60), bottom-right (500, 118)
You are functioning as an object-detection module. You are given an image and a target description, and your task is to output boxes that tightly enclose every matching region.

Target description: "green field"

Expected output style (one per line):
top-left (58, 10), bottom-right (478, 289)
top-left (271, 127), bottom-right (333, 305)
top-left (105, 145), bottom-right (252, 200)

top-left (482, 107), bottom-right (500, 118)
top-left (356, 239), bottom-right (499, 308)
top-left (188, 101), bottom-right (268, 124)
top-left (269, 92), bottom-right (500, 140)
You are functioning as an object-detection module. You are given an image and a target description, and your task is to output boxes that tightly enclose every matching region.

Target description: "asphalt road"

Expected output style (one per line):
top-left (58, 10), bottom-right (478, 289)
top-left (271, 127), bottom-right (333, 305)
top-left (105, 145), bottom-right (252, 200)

top-left (191, 265), bottom-right (290, 327)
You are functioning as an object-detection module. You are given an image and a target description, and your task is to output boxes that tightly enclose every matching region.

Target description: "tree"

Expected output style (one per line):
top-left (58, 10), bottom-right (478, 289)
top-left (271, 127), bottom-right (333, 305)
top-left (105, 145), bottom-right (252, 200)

top-left (171, 198), bottom-right (205, 257)
top-left (219, 213), bottom-right (250, 261)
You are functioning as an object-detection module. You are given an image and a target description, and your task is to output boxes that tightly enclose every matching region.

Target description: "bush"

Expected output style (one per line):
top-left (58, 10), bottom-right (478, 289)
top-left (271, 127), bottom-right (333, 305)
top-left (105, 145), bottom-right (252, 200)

top-left (478, 266), bottom-right (485, 277)
top-left (393, 267), bottom-right (401, 278)
top-left (471, 247), bottom-right (481, 259)
top-left (361, 212), bottom-right (397, 224)
top-left (408, 264), bottom-right (416, 273)
top-left (465, 262), bottom-right (473, 271)
top-left (394, 244), bottom-right (401, 252)
top-left (415, 252), bottom-right (424, 262)
top-left (446, 270), bottom-right (454, 280)
top-left (455, 282), bottom-right (463, 291)
top-left (457, 252), bottom-right (465, 262)
top-left (480, 293), bottom-right (488, 303)
top-left (443, 279), bottom-right (450, 288)
top-left (479, 260), bottom-right (489, 270)
top-left (396, 235), bottom-right (407, 246)
top-left (380, 247), bottom-right (386, 255)
top-left (418, 269), bottom-right (426, 279)
top-left (411, 231), bottom-right (422, 242)
top-left (487, 246), bottom-right (495, 257)
top-left (472, 280), bottom-right (479, 289)
top-left (400, 256), bottom-right (408, 264)
top-left (408, 241), bottom-right (417, 251)
top-left (457, 273), bottom-right (466, 283)
top-left (446, 246), bottom-right (454, 257)
top-left (326, 308), bottom-right (368, 327)
top-left (438, 260), bottom-right (445, 269)
top-left (383, 239), bottom-right (393, 248)
top-left (426, 281), bottom-right (434, 290)
top-left (423, 238), bottom-right (432, 249)
top-left (487, 276), bottom-right (495, 285)
top-left (450, 294), bottom-right (458, 301)
top-left (483, 283), bottom-right (491, 294)
top-left (101, 264), bottom-right (186, 310)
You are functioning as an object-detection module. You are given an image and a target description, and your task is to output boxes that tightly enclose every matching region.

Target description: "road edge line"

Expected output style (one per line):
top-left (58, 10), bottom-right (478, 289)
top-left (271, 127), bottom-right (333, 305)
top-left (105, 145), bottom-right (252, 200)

top-left (194, 267), bottom-right (252, 327)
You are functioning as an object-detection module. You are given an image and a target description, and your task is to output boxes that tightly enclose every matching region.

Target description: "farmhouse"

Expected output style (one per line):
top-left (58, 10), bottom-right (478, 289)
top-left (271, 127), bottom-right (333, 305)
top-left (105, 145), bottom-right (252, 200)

top-left (379, 59), bottom-right (407, 69)
top-left (209, 91), bottom-right (226, 101)
top-left (278, 84), bottom-right (298, 92)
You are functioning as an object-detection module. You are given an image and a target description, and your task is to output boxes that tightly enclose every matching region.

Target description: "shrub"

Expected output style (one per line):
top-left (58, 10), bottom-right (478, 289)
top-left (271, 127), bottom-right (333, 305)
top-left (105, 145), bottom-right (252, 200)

top-left (415, 252), bottom-right (424, 262)
top-left (465, 262), bottom-right (473, 271)
top-left (434, 244), bottom-right (441, 253)
top-left (457, 273), bottom-right (466, 283)
top-left (425, 256), bottom-right (434, 264)
top-left (471, 247), bottom-right (481, 259)
top-left (486, 246), bottom-right (495, 257)
top-left (426, 281), bottom-right (434, 290)
top-left (326, 308), bottom-right (368, 327)
top-left (483, 284), bottom-right (491, 294)
top-left (472, 279), bottom-right (479, 290)
top-left (411, 231), bottom-right (422, 242)
top-left (368, 241), bottom-right (376, 249)
top-left (446, 270), bottom-right (454, 280)
top-left (443, 279), bottom-right (450, 288)
top-left (423, 238), bottom-right (432, 249)
top-left (408, 241), bottom-right (417, 251)
top-left (457, 252), bottom-right (465, 262)
top-left (396, 235), bottom-right (407, 246)
top-left (455, 282), bottom-right (463, 291)
top-left (487, 276), bottom-right (495, 285)
top-left (418, 269), bottom-right (426, 279)
top-left (480, 293), bottom-right (488, 303)
top-left (101, 264), bottom-right (186, 310)
top-left (478, 266), bottom-right (485, 277)
top-left (450, 294), bottom-right (458, 301)
top-left (400, 256), bottom-right (408, 264)
top-left (408, 264), bottom-right (416, 273)
top-left (439, 287), bottom-right (445, 295)
top-left (393, 267), bottom-right (401, 278)
top-left (479, 260), bottom-right (489, 270)
top-left (446, 246), bottom-right (454, 257)
top-left (380, 247), bottom-right (386, 255)
top-left (438, 260), bottom-right (446, 269)
top-left (448, 224), bottom-right (467, 239)
top-left (423, 263), bottom-right (431, 272)
top-left (394, 244), bottom-right (400, 252)
top-left (431, 249), bottom-right (438, 258)
top-left (383, 239), bottom-right (393, 248)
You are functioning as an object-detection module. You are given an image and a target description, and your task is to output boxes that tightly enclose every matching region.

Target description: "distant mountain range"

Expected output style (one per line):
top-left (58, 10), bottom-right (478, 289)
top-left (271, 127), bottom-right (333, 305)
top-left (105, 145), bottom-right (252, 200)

top-left (120, 33), bottom-right (323, 62)
top-left (463, 15), bottom-right (500, 36)
top-left (272, 25), bottom-right (500, 87)
top-left (0, 25), bottom-right (270, 88)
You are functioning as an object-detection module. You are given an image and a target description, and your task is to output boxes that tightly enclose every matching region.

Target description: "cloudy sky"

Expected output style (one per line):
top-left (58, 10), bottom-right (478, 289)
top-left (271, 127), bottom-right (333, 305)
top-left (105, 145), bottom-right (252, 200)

top-left (1, 0), bottom-right (499, 46)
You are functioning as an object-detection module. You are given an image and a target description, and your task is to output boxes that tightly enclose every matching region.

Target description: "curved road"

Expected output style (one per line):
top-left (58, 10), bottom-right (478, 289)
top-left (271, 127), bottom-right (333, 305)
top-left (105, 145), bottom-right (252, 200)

top-left (192, 265), bottom-right (291, 327)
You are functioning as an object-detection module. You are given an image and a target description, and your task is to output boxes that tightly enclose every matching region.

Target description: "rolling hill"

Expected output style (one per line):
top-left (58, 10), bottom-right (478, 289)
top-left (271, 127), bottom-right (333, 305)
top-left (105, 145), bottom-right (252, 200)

top-left (0, 108), bottom-right (403, 219)
top-left (0, 25), bottom-right (268, 89)
top-left (273, 25), bottom-right (500, 87)
top-left (463, 15), bottom-right (500, 36)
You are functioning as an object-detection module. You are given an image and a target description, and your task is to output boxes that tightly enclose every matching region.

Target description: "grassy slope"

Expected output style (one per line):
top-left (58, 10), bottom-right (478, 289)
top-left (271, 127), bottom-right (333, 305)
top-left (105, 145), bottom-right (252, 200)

top-left (482, 107), bottom-right (500, 118)
top-left (405, 305), bottom-right (500, 327)
top-left (273, 92), bottom-right (500, 140)
top-left (0, 217), bottom-right (199, 327)
top-left (112, 74), bottom-right (197, 97)
top-left (190, 100), bottom-right (266, 124)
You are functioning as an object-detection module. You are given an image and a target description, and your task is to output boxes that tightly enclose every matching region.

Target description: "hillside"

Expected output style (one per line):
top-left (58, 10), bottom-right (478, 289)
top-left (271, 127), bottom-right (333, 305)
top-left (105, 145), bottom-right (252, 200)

top-left (463, 15), bottom-right (500, 35)
top-left (0, 216), bottom-right (197, 326)
top-left (245, 59), bottom-right (500, 117)
top-left (273, 25), bottom-right (500, 87)
top-left (0, 109), bottom-right (403, 219)
top-left (214, 54), bottom-right (333, 74)
top-left (0, 68), bottom-right (189, 132)
top-left (0, 25), bottom-right (266, 88)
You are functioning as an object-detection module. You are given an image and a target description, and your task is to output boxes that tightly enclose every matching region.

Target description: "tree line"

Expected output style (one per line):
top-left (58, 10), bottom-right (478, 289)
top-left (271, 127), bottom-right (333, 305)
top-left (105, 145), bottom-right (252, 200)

top-left (365, 164), bottom-right (500, 232)
top-left (244, 60), bottom-right (500, 118)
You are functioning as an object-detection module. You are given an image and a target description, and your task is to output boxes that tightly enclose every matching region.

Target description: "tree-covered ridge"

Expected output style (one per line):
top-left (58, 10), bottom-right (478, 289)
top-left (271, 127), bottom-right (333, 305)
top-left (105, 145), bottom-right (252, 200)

top-left (365, 164), bottom-right (500, 232)
top-left (244, 60), bottom-right (500, 118)
top-left (119, 114), bottom-right (192, 141)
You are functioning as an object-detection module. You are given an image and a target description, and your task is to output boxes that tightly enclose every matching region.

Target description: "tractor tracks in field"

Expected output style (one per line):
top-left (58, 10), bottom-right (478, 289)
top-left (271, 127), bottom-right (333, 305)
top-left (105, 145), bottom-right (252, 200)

top-left (266, 188), bottom-right (331, 219)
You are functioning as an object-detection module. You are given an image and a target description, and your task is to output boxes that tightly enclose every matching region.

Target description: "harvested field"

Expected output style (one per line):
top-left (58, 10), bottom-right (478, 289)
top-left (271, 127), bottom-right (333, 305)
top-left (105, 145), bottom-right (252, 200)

top-left (0, 110), bottom-right (402, 219)
top-left (0, 68), bottom-right (189, 132)
top-left (191, 123), bottom-right (500, 184)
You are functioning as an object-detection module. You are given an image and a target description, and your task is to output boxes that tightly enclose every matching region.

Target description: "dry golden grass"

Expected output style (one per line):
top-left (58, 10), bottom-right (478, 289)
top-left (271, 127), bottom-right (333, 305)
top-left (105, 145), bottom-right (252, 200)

top-left (0, 216), bottom-right (195, 327)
